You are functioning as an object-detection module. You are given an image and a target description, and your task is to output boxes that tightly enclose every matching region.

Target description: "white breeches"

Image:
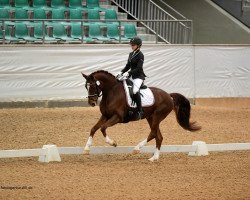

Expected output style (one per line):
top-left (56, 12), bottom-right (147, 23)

top-left (130, 77), bottom-right (143, 94)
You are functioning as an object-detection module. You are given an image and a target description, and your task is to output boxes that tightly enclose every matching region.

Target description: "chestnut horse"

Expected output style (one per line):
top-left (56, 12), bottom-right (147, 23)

top-left (81, 70), bottom-right (201, 161)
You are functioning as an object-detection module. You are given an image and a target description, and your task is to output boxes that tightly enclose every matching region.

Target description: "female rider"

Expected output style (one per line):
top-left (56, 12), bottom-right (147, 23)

top-left (117, 36), bottom-right (146, 120)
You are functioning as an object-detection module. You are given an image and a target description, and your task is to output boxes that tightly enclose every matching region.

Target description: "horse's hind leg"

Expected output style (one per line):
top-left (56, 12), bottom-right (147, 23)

top-left (148, 110), bottom-right (169, 161)
top-left (133, 117), bottom-right (156, 153)
top-left (148, 128), bottom-right (162, 162)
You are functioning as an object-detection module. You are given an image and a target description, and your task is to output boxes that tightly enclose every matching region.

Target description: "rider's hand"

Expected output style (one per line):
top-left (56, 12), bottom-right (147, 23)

top-left (116, 72), bottom-right (123, 79)
top-left (122, 72), bottom-right (129, 78)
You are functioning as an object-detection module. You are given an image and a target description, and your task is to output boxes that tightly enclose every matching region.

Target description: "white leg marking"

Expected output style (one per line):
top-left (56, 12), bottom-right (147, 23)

top-left (134, 138), bottom-right (147, 151)
top-left (105, 136), bottom-right (117, 147)
top-left (84, 136), bottom-right (93, 152)
top-left (148, 148), bottom-right (160, 162)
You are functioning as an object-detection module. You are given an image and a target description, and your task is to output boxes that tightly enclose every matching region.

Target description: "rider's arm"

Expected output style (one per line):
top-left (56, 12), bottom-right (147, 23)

top-left (121, 53), bottom-right (132, 73)
top-left (121, 61), bottom-right (130, 73)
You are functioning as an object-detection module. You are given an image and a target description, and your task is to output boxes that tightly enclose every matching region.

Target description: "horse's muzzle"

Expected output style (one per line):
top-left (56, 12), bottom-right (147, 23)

top-left (88, 99), bottom-right (97, 107)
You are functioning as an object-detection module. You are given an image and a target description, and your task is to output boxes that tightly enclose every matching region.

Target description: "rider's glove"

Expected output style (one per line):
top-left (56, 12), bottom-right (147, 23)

top-left (116, 72), bottom-right (123, 79)
top-left (122, 71), bottom-right (129, 78)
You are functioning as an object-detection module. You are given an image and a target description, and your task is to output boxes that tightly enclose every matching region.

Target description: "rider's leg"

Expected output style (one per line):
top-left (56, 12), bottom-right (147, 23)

top-left (132, 79), bottom-right (143, 94)
top-left (134, 92), bottom-right (143, 118)
top-left (133, 78), bottom-right (144, 119)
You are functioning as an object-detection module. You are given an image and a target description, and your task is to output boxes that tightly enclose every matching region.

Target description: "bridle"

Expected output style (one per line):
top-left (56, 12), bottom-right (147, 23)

top-left (85, 81), bottom-right (102, 99)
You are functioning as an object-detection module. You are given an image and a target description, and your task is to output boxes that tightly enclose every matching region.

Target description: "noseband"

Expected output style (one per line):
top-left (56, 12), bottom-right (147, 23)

top-left (85, 82), bottom-right (102, 98)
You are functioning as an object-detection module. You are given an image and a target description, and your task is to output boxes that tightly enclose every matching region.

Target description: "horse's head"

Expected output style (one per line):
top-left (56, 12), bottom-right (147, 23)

top-left (81, 72), bottom-right (102, 107)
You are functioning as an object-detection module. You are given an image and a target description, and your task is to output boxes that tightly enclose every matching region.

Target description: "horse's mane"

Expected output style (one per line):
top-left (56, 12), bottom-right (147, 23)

top-left (90, 70), bottom-right (116, 79)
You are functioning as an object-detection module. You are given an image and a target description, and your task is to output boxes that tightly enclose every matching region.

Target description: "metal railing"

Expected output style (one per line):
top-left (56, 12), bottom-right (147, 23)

top-left (0, 19), bottom-right (192, 44)
top-left (242, 0), bottom-right (250, 12)
top-left (111, 0), bottom-right (193, 44)
top-left (153, 0), bottom-right (187, 20)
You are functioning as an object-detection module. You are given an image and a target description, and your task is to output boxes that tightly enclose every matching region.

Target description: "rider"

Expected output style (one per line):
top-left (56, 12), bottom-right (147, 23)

top-left (117, 36), bottom-right (146, 120)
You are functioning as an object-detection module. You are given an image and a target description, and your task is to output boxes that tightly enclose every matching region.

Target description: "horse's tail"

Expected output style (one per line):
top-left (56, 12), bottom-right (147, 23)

top-left (170, 93), bottom-right (201, 132)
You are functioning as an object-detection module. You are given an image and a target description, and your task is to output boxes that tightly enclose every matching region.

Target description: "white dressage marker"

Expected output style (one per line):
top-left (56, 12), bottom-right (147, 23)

top-left (38, 144), bottom-right (61, 163)
top-left (188, 141), bottom-right (209, 156)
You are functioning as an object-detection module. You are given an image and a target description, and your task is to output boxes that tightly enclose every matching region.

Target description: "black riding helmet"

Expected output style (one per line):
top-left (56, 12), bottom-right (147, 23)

top-left (130, 36), bottom-right (142, 47)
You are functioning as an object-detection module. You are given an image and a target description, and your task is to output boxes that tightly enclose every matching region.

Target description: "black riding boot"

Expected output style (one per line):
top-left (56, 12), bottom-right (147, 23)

top-left (134, 92), bottom-right (144, 120)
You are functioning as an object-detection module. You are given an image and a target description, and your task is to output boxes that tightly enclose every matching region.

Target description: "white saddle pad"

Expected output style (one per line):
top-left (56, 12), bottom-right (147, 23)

top-left (123, 80), bottom-right (155, 108)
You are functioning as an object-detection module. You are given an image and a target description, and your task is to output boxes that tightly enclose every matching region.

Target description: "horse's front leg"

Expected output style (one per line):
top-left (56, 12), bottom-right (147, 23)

top-left (100, 114), bottom-right (121, 147)
top-left (83, 115), bottom-right (107, 154)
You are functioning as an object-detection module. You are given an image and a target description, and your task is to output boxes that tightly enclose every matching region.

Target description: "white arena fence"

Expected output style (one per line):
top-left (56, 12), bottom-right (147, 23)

top-left (0, 45), bottom-right (249, 101)
top-left (0, 142), bottom-right (250, 163)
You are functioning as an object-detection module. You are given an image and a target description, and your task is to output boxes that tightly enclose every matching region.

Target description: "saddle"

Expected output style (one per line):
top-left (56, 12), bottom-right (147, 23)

top-left (126, 79), bottom-right (147, 103)
top-left (123, 79), bottom-right (154, 123)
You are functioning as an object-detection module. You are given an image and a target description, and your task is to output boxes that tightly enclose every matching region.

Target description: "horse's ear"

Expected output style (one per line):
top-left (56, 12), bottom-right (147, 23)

top-left (81, 72), bottom-right (88, 80)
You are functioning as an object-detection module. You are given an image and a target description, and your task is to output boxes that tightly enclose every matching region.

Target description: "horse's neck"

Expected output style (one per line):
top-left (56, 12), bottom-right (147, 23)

top-left (95, 73), bottom-right (117, 94)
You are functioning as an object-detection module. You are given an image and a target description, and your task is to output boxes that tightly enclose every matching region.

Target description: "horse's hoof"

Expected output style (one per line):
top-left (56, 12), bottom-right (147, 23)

top-left (83, 150), bottom-right (90, 155)
top-left (148, 157), bottom-right (159, 162)
top-left (132, 149), bottom-right (140, 154)
top-left (112, 141), bottom-right (117, 147)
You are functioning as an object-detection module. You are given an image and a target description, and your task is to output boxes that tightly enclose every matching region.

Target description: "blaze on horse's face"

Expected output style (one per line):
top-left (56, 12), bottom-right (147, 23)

top-left (81, 73), bottom-right (100, 107)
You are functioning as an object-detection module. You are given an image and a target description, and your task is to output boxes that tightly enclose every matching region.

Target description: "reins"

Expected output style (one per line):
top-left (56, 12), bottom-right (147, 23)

top-left (85, 82), bottom-right (102, 98)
